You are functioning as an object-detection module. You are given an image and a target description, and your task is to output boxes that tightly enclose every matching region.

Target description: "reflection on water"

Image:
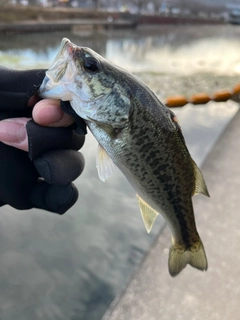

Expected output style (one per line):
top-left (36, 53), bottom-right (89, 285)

top-left (1, 25), bottom-right (240, 75)
top-left (0, 25), bottom-right (239, 320)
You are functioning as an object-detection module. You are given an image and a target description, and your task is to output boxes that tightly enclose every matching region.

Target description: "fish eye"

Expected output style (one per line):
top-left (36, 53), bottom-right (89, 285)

top-left (83, 57), bottom-right (99, 73)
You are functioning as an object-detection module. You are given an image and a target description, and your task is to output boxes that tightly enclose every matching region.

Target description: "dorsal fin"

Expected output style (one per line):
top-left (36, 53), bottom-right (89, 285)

top-left (192, 160), bottom-right (210, 197)
top-left (96, 144), bottom-right (115, 182)
top-left (136, 195), bottom-right (159, 233)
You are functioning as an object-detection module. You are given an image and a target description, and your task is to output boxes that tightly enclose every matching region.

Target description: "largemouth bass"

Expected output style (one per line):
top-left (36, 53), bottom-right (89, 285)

top-left (39, 38), bottom-right (209, 277)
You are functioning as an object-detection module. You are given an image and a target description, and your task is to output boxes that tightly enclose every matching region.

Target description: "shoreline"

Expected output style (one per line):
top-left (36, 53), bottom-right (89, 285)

top-left (0, 6), bottom-right (225, 34)
top-left (0, 19), bottom-right (137, 34)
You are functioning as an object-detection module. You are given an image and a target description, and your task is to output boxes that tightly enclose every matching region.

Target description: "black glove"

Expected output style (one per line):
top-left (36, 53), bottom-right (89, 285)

top-left (0, 67), bottom-right (86, 214)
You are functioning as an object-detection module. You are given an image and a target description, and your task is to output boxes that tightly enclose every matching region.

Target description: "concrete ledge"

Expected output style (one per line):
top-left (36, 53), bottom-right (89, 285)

top-left (103, 108), bottom-right (240, 320)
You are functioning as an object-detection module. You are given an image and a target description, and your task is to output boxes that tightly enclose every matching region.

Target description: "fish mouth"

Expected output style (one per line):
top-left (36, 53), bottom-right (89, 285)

top-left (39, 38), bottom-right (79, 98)
top-left (59, 38), bottom-right (85, 63)
top-left (45, 38), bottom-right (74, 83)
top-left (53, 37), bottom-right (71, 65)
top-left (64, 38), bottom-right (77, 58)
top-left (64, 38), bottom-right (87, 65)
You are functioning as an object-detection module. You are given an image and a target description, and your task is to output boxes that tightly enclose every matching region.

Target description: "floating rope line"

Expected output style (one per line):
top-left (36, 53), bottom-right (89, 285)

top-left (165, 83), bottom-right (240, 108)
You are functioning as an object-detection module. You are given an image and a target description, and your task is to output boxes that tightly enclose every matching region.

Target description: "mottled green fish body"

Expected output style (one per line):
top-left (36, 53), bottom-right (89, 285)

top-left (39, 38), bottom-right (209, 277)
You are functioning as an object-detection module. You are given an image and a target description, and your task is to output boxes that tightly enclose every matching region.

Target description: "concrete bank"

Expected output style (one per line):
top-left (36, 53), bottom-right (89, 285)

top-left (103, 104), bottom-right (240, 320)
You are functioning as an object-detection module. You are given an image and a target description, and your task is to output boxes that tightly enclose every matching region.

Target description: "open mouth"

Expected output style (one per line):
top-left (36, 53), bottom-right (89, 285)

top-left (53, 38), bottom-right (72, 65)
top-left (45, 38), bottom-right (75, 83)
top-left (39, 38), bottom-right (79, 98)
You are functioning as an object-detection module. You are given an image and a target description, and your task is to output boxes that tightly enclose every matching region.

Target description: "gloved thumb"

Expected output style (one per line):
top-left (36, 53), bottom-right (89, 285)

top-left (30, 181), bottom-right (79, 214)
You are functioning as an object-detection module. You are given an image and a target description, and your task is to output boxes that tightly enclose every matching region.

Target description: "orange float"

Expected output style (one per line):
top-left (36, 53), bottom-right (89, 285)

top-left (213, 90), bottom-right (232, 102)
top-left (165, 96), bottom-right (188, 108)
top-left (190, 93), bottom-right (211, 105)
top-left (232, 83), bottom-right (240, 95)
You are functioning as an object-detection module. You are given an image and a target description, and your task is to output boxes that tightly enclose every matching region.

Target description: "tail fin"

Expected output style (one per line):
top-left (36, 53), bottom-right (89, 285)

top-left (168, 239), bottom-right (208, 277)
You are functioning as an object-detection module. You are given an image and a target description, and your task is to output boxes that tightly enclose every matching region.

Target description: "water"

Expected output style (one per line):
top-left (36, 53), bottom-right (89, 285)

top-left (0, 25), bottom-right (239, 320)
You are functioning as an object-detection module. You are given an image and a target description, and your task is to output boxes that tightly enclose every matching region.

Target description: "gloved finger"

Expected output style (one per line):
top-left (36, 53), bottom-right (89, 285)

top-left (0, 117), bottom-right (29, 151)
top-left (27, 120), bottom-right (85, 160)
top-left (32, 99), bottom-right (75, 127)
top-left (60, 101), bottom-right (87, 135)
top-left (30, 181), bottom-right (79, 214)
top-left (0, 142), bottom-right (39, 210)
top-left (34, 149), bottom-right (85, 185)
top-left (0, 140), bottom-right (80, 212)
top-left (0, 200), bottom-right (6, 207)
top-left (0, 68), bottom-right (46, 111)
top-left (0, 118), bottom-right (85, 156)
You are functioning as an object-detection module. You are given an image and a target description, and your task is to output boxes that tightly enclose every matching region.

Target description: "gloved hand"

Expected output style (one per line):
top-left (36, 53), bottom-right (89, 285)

top-left (0, 67), bottom-right (86, 214)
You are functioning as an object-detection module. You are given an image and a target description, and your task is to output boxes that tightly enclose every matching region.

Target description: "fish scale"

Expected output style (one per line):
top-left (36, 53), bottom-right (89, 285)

top-left (118, 97), bottom-right (196, 232)
top-left (39, 38), bottom-right (209, 277)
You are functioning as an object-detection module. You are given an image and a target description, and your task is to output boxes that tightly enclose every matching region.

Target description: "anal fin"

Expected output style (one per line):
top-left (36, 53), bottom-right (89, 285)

top-left (137, 195), bottom-right (159, 233)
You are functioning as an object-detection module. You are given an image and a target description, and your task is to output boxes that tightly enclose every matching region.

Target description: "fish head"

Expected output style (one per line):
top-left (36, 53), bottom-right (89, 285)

top-left (40, 38), bottom-right (130, 126)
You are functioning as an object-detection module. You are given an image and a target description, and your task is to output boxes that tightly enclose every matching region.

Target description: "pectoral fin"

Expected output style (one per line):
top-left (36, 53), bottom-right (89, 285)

top-left (87, 117), bottom-right (119, 138)
top-left (96, 144), bottom-right (115, 182)
top-left (192, 160), bottom-right (210, 197)
top-left (137, 195), bottom-right (159, 233)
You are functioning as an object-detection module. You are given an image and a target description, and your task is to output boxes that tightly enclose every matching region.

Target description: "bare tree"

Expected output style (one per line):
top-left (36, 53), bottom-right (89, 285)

top-left (152, 0), bottom-right (164, 14)
top-left (92, 0), bottom-right (102, 9)
top-left (131, 0), bottom-right (148, 14)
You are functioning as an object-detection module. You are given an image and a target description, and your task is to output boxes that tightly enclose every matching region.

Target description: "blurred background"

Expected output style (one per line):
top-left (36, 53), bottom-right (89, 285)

top-left (0, 1), bottom-right (240, 320)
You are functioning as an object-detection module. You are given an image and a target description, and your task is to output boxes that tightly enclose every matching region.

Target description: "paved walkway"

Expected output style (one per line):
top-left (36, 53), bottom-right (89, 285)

top-left (103, 107), bottom-right (240, 320)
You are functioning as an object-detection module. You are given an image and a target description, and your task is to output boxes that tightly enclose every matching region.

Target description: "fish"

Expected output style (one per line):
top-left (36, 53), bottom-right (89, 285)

top-left (39, 38), bottom-right (210, 277)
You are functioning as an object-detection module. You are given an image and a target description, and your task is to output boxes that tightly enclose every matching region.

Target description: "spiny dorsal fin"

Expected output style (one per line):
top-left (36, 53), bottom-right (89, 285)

top-left (96, 144), bottom-right (115, 182)
top-left (137, 195), bottom-right (159, 233)
top-left (192, 160), bottom-right (210, 197)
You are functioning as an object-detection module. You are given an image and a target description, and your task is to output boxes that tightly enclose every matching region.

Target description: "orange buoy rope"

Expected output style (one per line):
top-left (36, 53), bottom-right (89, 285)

top-left (190, 93), bottom-right (211, 105)
top-left (165, 96), bottom-right (188, 108)
top-left (165, 83), bottom-right (240, 108)
top-left (232, 83), bottom-right (240, 95)
top-left (213, 90), bottom-right (232, 102)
